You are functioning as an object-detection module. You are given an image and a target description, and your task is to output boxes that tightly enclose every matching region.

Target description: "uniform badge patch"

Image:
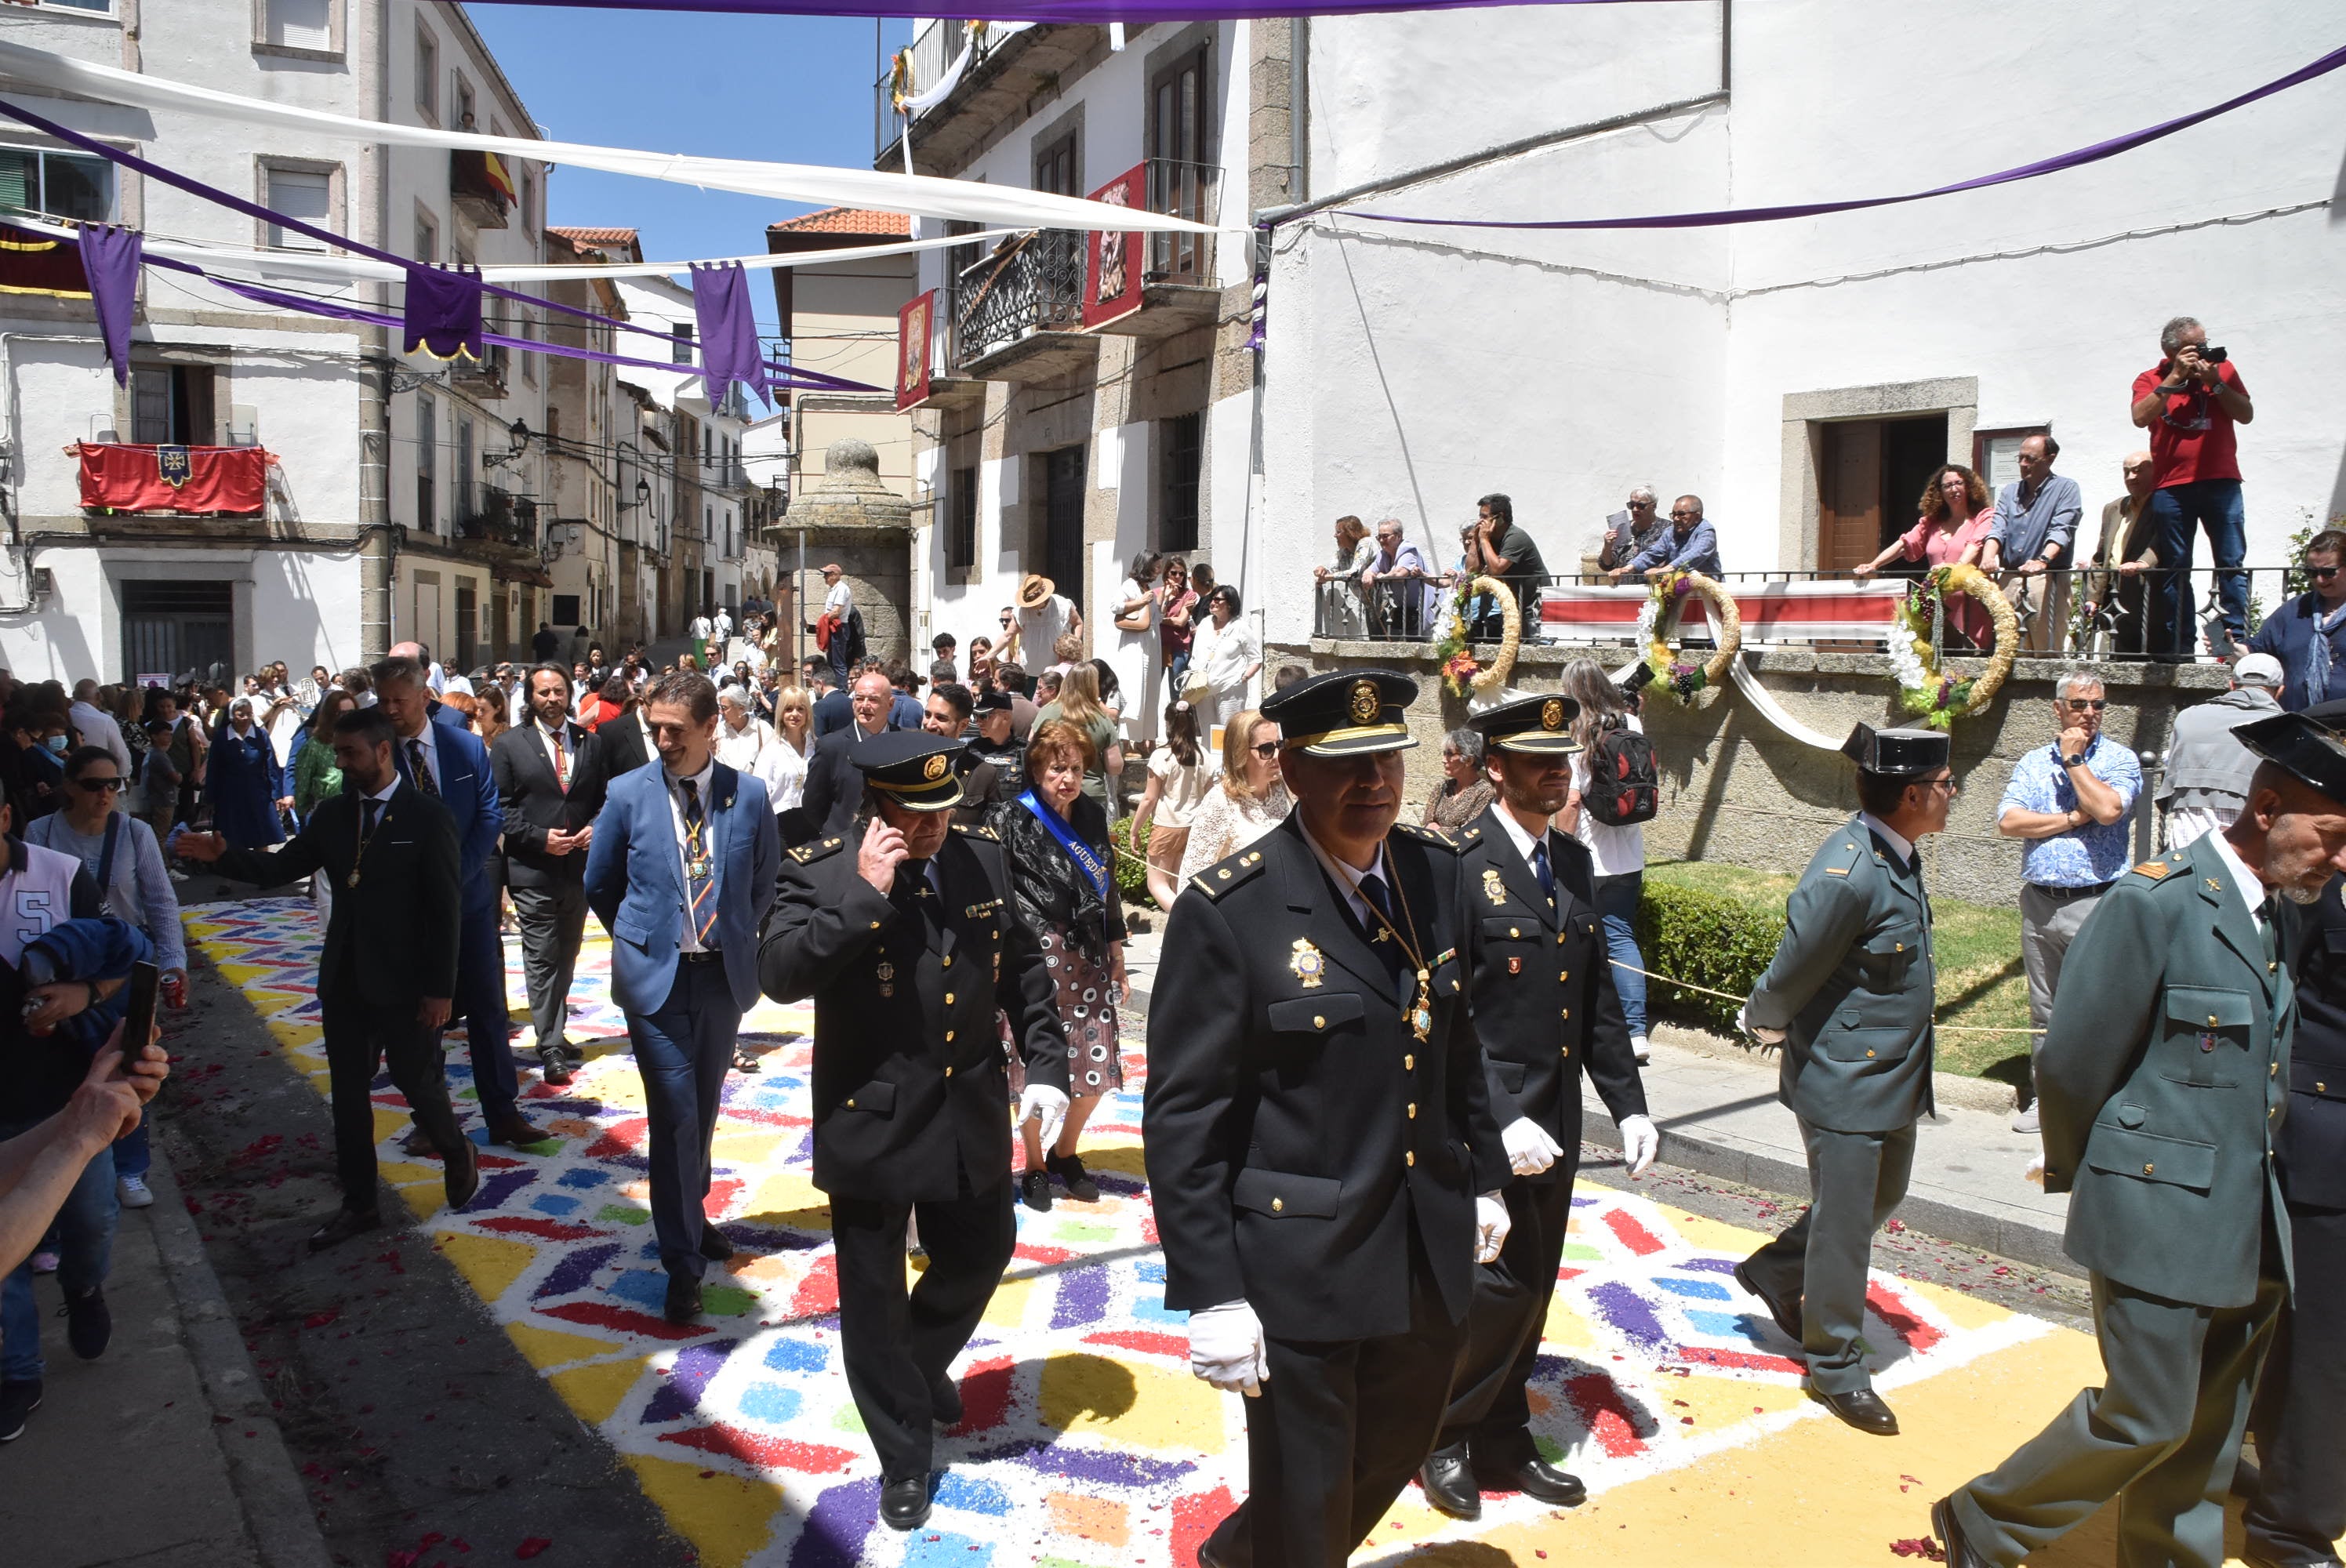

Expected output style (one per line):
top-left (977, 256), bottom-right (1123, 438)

top-left (1349, 680), bottom-right (1379, 723)
top-left (1507, 956), bottom-right (1522, 975)
top-left (1484, 867), bottom-right (1506, 906)
top-left (2131, 860), bottom-right (2172, 879)
top-left (1291, 938), bottom-right (1327, 989)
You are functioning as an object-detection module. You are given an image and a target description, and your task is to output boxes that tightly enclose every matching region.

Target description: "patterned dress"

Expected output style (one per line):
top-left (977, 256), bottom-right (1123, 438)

top-left (993, 791), bottom-right (1128, 1096)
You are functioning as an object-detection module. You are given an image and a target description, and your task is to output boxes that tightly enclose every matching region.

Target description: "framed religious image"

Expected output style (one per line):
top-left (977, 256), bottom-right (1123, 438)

top-left (896, 290), bottom-right (934, 411)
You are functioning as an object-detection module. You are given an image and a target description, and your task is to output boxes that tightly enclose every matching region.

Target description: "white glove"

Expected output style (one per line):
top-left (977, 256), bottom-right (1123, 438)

top-left (1187, 1299), bottom-right (1269, 1396)
top-left (1501, 1116), bottom-right (1563, 1177)
top-left (1618, 1113), bottom-right (1660, 1178)
top-left (1474, 1191), bottom-right (1511, 1264)
top-left (2024, 1154), bottom-right (2046, 1189)
top-left (1017, 1083), bottom-right (1070, 1149)
top-left (1738, 1000), bottom-right (1786, 1046)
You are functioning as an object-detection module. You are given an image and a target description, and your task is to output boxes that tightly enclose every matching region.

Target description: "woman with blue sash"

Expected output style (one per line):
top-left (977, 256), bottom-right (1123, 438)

top-left (993, 718), bottom-right (1127, 1212)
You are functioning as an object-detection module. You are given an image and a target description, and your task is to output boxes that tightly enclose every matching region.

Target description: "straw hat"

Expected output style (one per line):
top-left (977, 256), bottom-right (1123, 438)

top-left (1016, 574), bottom-right (1056, 610)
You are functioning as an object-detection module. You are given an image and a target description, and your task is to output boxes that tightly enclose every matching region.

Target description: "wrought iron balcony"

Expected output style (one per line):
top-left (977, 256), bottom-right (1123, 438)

top-left (947, 230), bottom-right (1091, 377)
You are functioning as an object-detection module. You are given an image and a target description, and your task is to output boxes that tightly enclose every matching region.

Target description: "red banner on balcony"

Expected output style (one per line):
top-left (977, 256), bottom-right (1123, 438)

top-left (0, 223), bottom-right (89, 298)
top-left (896, 289), bottom-right (935, 411)
top-left (1082, 165), bottom-right (1145, 330)
top-left (76, 442), bottom-right (274, 515)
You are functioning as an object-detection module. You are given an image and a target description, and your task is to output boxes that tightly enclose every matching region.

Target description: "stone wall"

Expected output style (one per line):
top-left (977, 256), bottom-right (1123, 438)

top-left (1284, 637), bottom-right (2233, 907)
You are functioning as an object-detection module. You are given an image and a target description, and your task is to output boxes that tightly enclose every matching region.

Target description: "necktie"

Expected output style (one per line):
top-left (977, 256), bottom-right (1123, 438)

top-left (680, 779), bottom-right (717, 945)
top-left (1360, 871), bottom-right (1407, 985)
top-left (409, 739), bottom-right (440, 800)
top-left (547, 727), bottom-right (568, 790)
top-left (361, 797), bottom-right (380, 833)
top-left (1531, 840), bottom-right (1554, 900)
top-left (2258, 895), bottom-right (2279, 971)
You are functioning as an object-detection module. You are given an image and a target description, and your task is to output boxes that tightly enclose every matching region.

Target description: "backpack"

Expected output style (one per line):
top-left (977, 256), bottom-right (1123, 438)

top-left (1582, 716), bottom-right (1659, 826)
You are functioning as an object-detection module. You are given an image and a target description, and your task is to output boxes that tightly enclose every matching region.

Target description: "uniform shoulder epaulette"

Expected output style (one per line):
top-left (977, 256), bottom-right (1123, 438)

top-left (953, 821), bottom-right (999, 841)
top-left (1459, 823), bottom-right (1484, 842)
top-left (1189, 845), bottom-right (1269, 900)
top-left (1818, 834), bottom-right (1868, 878)
top-left (789, 834), bottom-right (849, 866)
top-left (2131, 851), bottom-right (2185, 880)
top-left (1393, 821), bottom-right (1462, 852)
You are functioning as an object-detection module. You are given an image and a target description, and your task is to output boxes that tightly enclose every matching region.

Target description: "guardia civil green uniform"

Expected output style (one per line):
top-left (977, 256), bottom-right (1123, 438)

top-left (1936, 712), bottom-right (2341, 1568)
top-left (1734, 724), bottom-right (1943, 1428)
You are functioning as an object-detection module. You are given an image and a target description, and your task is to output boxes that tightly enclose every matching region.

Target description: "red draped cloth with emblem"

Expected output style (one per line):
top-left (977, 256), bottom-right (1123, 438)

top-left (75, 443), bottom-right (274, 514)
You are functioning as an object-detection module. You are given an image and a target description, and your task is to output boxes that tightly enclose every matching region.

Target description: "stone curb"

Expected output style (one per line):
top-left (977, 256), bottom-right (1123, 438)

top-left (145, 1139), bottom-right (336, 1568)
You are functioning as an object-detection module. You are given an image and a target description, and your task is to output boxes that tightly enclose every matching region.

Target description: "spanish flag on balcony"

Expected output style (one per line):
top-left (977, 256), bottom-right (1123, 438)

top-left (480, 151), bottom-right (518, 205)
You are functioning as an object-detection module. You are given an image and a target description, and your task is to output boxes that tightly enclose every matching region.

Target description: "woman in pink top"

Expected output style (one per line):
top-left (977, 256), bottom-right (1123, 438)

top-left (1852, 463), bottom-right (1999, 648)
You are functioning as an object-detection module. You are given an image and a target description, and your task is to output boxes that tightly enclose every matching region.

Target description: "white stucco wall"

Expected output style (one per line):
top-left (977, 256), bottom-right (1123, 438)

top-left (1259, 0), bottom-right (2346, 644)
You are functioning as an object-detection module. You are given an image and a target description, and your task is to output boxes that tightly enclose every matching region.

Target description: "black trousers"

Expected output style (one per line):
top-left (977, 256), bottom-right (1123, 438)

top-left (830, 1176), bottom-right (1016, 1482)
top-left (1440, 1165), bottom-right (1574, 1454)
top-left (508, 879), bottom-right (589, 1051)
top-left (321, 986), bottom-right (467, 1210)
top-left (2246, 1202), bottom-right (2346, 1566)
top-left (1204, 1229), bottom-right (1463, 1568)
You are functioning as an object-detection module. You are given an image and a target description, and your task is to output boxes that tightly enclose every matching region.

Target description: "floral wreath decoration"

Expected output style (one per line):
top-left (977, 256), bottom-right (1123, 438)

top-left (1638, 569), bottom-right (1742, 703)
top-left (1431, 575), bottom-right (1521, 699)
top-left (1890, 563), bottom-right (2020, 730)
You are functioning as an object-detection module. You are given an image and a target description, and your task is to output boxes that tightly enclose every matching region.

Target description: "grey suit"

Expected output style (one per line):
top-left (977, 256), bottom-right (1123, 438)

top-left (1739, 815), bottom-right (1936, 1396)
top-left (1948, 830), bottom-right (2297, 1567)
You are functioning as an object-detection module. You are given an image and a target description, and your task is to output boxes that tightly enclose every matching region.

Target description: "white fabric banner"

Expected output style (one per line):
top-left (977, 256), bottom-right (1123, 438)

top-left (0, 38), bottom-right (1222, 236)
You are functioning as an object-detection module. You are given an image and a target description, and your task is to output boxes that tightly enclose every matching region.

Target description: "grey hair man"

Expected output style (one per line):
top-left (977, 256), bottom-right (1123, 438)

top-left (1601, 485), bottom-right (1664, 571)
top-left (1994, 669), bottom-right (2143, 1132)
top-left (1979, 435), bottom-right (2084, 656)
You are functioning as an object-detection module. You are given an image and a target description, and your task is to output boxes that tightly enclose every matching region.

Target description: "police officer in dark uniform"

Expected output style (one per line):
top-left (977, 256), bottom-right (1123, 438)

top-left (2241, 699), bottom-right (2346, 1568)
top-left (1417, 692), bottom-right (1661, 1520)
top-left (1937, 713), bottom-right (2346, 1568)
top-left (1143, 669), bottom-right (1509, 1568)
top-left (757, 731), bottom-right (1070, 1534)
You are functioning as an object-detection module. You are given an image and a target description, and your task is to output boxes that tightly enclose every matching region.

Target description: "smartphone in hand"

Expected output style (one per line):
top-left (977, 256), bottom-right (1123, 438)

top-left (118, 960), bottom-right (160, 1064)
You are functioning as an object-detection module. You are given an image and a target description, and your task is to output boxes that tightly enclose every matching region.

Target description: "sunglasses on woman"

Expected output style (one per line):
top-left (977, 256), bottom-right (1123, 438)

top-left (1250, 741), bottom-right (1280, 759)
top-left (74, 776), bottom-right (124, 793)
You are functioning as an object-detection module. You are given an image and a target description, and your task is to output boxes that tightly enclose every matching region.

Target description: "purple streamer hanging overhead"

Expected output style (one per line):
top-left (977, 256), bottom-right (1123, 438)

top-left (690, 261), bottom-right (769, 411)
top-left (1323, 40), bottom-right (2346, 231)
top-left (402, 265), bottom-right (485, 361)
top-left (438, 0), bottom-right (1658, 23)
top-left (78, 224), bottom-right (142, 387)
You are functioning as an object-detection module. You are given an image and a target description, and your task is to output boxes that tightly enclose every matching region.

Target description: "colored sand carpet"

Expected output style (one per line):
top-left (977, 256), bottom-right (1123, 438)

top-left (188, 897), bottom-right (2155, 1568)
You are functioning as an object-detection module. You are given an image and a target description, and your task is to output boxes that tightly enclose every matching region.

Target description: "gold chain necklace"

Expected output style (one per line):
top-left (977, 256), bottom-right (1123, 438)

top-left (1353, 849), bottom-right (1435, 1044)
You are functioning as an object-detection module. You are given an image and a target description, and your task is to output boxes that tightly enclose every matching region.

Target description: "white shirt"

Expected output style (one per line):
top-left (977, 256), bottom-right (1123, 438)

top-left (70, 700), bottom-right (133, 776)
top-left (663, 757), bottom-right (719, 953)
top-left (427, 662), bottom-right (447, 695)
top-left (1297, 816), bottom-right (1395, 936)
top-left (401, 720), bottom-right (443, 793)
top-left (823, 579), bottom-right (852, 616)
top-left (1019, 594), bottom-right (1076, 666)
top-left (1489, 800), bottom-right (1555, 876)
top-left (689, 615), bottom-right (713, 639)
top-left (714, 612), bottom-right (733, 638)
top-left (1858, 811), bottom-right (1916, 869)
top-left (441, 672), bottom-right (475, 699)
top-left (535, 719), bottom-right (576, 789)
top-left (2203, 827), bottom-right (2273, 932)
top-left (1196, 615), bottom-right (1261, 695)
top-left (1569, 713), bottom-right (1647, 879)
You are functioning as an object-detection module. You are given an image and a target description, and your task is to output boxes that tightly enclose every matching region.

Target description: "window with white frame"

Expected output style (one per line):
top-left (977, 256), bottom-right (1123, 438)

top-left (263, 165), bottom-right (334, 252)
top-left (38, 0), bottom-right (111, 12)
top-left (453, 73), bottom-right (476, 132)
top-left (0, 145), bottom-right (113, 223)
top-left (415, 25), bottom-right (439, 121)
top-left (260, 0), bottom-right (334, 52)
top-left (416, 391), bottom-right (438, 533)
top-left (518, 165), bottom-right (535, 234)
top-left (671, 322), bottom-right (694, 365)
top-left (414, 206), bottom-right (438, 264)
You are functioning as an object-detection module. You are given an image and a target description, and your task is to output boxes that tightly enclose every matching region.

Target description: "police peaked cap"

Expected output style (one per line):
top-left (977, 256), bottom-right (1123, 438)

top-left (852, 730), bottom-right (965, 811)
top-left (1262, 670), bottom-right (1419, 757)
top-left (1467, 693), bottom-right (1582, 755)
top-left (1840, 721), bottom-right (1949, 777)
top-left (2237, 710), bottom-right (2346, 806)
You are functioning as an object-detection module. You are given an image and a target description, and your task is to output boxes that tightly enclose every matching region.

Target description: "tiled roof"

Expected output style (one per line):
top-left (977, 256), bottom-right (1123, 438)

top-left (549, 226), bottom-right (639, 245)
top-left (768, 208), bottom-right (911, 238)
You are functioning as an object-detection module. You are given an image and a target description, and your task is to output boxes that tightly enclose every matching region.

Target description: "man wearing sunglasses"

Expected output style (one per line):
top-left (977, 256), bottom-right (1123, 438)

top-left (2245, 527), bottom-right (2346, 713)
top-left (1996, 671), bottom-right (2143, 1134)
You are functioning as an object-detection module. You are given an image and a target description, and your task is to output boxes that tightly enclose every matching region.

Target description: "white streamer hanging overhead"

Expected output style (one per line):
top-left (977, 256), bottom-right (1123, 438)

top-left (0, 38), bottom-right (1223, 236)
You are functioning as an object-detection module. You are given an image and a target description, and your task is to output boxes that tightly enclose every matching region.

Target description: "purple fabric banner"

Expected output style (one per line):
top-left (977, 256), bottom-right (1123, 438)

top-left (0, 95), bottom-right (875, 395)
top-left (690, 261), bottom-right (769, 410)
top-left (1326, 41), bottom-right (2346, 230)
top-left (438, 0), bottom-right (1652, 23)
top-left (78, 224), bottom-right (141, 387)
top-left (402, 264), bottom-right (485, 360)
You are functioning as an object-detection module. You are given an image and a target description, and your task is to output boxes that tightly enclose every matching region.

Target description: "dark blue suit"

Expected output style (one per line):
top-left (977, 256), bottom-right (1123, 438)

top-left (585, 758), bottom-right (780, 1279)
top-left (393, 716), bottom-right (520, 1123)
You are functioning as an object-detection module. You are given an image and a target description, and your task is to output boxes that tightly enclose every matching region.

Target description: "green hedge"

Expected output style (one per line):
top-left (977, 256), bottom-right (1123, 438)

top-left (1631, 869), bottom-right (1789, 1033)
top-left (1106, 816), bottom-right (1153, 903)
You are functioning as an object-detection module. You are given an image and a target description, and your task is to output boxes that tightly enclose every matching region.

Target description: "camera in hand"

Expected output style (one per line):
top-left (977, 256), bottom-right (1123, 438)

top-left (2200, 345), bottom-right (2228, 363)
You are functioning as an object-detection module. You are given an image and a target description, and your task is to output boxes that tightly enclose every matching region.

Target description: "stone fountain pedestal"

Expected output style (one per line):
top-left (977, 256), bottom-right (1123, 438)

top-left (769, 437), bottom-right (914, 669)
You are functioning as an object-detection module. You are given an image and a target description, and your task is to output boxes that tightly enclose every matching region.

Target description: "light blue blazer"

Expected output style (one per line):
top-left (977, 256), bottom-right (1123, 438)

top-left (584, 759), bottom-right (779, 1016)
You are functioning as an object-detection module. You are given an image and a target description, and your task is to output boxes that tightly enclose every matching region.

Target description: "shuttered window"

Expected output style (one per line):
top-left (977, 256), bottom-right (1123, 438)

top-left (264, 0), bottom-right (333, 50)
top-left (264, 168), bottom-right (332, 252)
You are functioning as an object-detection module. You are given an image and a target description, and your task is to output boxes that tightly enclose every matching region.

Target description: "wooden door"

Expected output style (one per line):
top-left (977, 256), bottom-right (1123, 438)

top-left (1819, 422), bottom-right (1883, 573)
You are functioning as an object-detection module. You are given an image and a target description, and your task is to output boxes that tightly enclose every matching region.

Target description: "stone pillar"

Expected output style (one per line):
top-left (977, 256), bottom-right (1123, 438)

top-left (773, 438), bottom-right (914, 668)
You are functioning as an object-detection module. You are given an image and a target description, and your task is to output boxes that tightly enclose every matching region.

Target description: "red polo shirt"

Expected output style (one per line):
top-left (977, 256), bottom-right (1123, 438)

top-left (2133, 358), bottom-right (2247, 488)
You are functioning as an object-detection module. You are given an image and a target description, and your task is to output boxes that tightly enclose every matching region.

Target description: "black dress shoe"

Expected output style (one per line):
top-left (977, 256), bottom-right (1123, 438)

top-left (1475, 1452), bottom-right (1585, 1508)
top-left (663, 1275), bottom-right (703, 1326)
top-left (1046, 1152), bottom-right (1099, 1203)
top-left (1931, 1494), bottom-right (1995, 1568)
top-left (1813, 1385), bottom-right (1899, 1436)
top-left (444, 1138), bottom-right (480, 1210)
top-left (536, 1047), bottom-right (573, 1087)
top-left (698, 1227), bottom-right (735, 1263)
top-left (1732, 1259), bottom-right (1805, 1344)
top-left (308, 1207), bottom-right (383, 1252)
top-left (931, 1376), bottom-right (963, 1426)
top-left (1418, 1441), bottom-right (1481, 1520)
top-left (1019, 1168), bottom-right (1053, 1213)
top-left (878, 1472), bottom-right (932, 1531)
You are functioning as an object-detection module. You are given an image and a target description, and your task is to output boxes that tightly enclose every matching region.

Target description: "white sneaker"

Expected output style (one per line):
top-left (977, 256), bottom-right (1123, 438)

top-left (2010, 1106), bottom-right (2040, 1134)
top-left (117, 1174), bottom-right (154, 1209)
top-left (1631, 1034), bottom-right (1652, 1064)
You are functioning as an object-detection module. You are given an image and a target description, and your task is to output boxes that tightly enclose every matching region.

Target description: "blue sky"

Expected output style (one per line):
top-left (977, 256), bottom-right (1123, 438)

top-left (464, 5), bottom-right (916, 337)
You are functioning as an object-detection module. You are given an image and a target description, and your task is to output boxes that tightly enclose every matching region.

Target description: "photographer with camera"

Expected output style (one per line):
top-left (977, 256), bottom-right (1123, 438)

top-left (2133, 315), bottom-right (2255, 661)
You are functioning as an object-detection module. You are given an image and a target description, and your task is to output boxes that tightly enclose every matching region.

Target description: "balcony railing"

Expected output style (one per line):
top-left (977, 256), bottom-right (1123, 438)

top-left (449, 150), bottom-right (513, 229)
top-left (948, 230), bottom-right (1085, 370)
top-left (1311, 564), bottom-right (2314, 665)
top-left (456, 486), bottom-right (539, 550)
top-left (1143, 158), bottom-right (1221, 285)
top-left (874, 20), bottom-right (1020, 162)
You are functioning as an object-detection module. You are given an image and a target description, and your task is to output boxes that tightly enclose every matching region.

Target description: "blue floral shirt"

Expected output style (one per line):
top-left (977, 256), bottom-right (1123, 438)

top-left (1997, 732), bottom-right (2142, 887)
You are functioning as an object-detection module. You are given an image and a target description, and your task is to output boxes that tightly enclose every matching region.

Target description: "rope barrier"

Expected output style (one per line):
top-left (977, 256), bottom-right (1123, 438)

top-left (1607, 959), bottom-right (2042, 1036)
